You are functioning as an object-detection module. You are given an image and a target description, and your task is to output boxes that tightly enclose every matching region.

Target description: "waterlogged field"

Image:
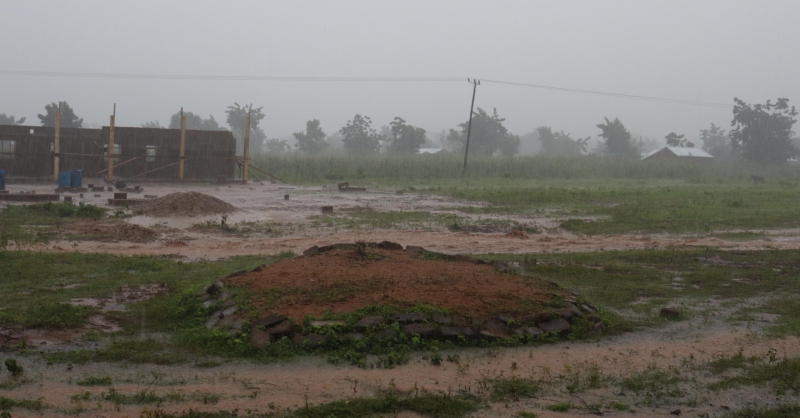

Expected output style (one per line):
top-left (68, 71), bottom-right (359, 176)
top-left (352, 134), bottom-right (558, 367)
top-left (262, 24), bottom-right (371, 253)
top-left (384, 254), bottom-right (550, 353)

top-left (2, 155), bottom-right (800, 417)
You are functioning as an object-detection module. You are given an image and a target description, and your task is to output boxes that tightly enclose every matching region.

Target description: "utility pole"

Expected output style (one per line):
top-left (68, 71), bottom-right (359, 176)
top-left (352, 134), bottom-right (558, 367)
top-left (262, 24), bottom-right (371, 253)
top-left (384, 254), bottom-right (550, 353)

top-left (108, 103), bottom-right (115, 182)
top-left (243, 107), bottom-right (251, 182)
top-left (462, 78), bottom-right (480, 173)
top-left (179, 107), bottom-right (186, 181)
top-left (53, 105), bottom-right (60, 182)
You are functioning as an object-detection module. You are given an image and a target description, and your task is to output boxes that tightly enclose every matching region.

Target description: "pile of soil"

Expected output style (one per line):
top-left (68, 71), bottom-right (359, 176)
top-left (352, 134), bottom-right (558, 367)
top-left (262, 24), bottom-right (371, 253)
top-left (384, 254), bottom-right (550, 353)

top-left (229, 247), bottom-right (563, 319)
top-left (63, 219), bottom-right (157, 243)
top-left (134, 192), bottom-right (238, 217)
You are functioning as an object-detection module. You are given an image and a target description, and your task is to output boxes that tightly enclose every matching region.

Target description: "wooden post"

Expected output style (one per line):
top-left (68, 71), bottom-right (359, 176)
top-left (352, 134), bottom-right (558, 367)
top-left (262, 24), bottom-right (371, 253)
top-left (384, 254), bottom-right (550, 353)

top-left (462, 79), bottom-right (479, 173)
top-left (108, 104), bottom-right (115, 182)
top-left (53, 109), bottom-right (60, 182)
top-left (243, 109), bottom-right (251, 182)
top-left (179, 108), bottom-right (186, 181)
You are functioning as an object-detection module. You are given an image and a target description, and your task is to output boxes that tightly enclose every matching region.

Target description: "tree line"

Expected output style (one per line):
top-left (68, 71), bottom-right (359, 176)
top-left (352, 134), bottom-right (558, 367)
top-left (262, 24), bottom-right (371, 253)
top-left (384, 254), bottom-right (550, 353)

top-left (1, 97), bottom-right (796, 164)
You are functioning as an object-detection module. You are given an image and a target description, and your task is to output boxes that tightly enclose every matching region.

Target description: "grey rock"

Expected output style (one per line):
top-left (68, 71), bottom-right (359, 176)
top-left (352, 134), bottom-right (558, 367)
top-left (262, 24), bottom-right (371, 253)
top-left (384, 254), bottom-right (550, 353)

top-left (392, 312), bottom-right (426, 324)
top-left (553, 308), bottom-right (575, 320)
top-left (581, 304), bottom-right (597, 314)
top-left (431, 312), bottom-right (466, 325)
top-left (221, 306), bottom-right (238, 317)
top-left (482, 318), bottom-right (508, 331)
top-left (402, 323), bottom-right (438, 337)
top-left (341, 332), bottom-right (365, 341)
top-left (538, 318), bottom-right (572, 333)
top-left (353, 316), bottom-right (386, 331)
top-left (218, 291), bottom-right (234, 301)
top-left (496, 314), bottom-right (515, 323)
top-left (202, 299), bottom-right (218, 308)
top-left (480, 319), bottom-right (511, 338)
top-left (253, 314), bottom-right (288, 328)
top-left (520, 311), bottom-right (554, 324)
top-left (567, 303), bottom-right (582, 317)
top-left (405, 245), bottom-right (426, 253)
top-left (203, 281), bottom-right (223, 296)
top-left (660, 307), bottom-right (680, 319)
top-left (480, 329), bottom-right (511, 339)
top-left (309, 320), bottom-right (346, 327)
top-left (264, 319), bottom-right (293, 336)
top-left (217, 315), bottom-right (239, 329)
top-left (513, 327), bottom-right (544, 337)
top-left (205, 316), bottom-right (220, 329)
top-left (303, 245), bottom-right (320, 256)
top-left (378, 241), bottom-right (403, 250)
top-left (440, 326), bottom-right (476, 338)
top-left (591, 322), bottom-right (607, 334)
top-left (250, 327), bottom-right (271, 347)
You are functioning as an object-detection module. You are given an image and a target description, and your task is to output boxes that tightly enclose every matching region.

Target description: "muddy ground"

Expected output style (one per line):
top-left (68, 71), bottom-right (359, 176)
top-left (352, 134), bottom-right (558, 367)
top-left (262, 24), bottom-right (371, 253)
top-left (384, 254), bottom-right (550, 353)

top-left (5, 181), bottom-right (800, 259)
top-left (2, 180), bottom-right (800, 417)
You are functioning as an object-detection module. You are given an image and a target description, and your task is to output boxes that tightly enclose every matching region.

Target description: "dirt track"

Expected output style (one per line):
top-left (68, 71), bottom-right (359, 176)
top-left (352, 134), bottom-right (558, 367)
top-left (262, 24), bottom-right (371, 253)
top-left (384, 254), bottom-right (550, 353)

top-left (7, 321), bottom-right (798, 418)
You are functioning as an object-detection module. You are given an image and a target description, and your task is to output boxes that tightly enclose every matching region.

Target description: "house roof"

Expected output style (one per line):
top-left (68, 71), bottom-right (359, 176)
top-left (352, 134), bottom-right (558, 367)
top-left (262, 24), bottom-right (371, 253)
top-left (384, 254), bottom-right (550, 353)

top-left (642, 146), bottom-right (714, 160)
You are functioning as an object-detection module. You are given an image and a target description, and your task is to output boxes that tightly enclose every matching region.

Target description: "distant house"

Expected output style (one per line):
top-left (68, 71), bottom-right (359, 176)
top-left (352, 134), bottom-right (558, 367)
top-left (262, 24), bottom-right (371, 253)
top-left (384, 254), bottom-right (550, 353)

top-left (418, 148), bottom-right (444, 154)
top-left (642, 146), bottom-right (713, 163)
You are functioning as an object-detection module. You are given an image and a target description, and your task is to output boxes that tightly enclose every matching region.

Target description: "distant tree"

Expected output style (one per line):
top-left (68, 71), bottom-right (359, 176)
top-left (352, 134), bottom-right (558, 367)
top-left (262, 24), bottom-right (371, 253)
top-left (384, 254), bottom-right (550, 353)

top-left (141, 121), bottom-right (164, 128)
top-left (730, 97), bottom-right (797, 164)
top-left (340, 114), bottom-right (381, 154)
top-left (0, 114), bottom-right (25, 125)
top-left (446, 107), bottom-right (518, 157)
top-left (700, 123), bottom-right (731, 158)
top-left (537, 126), bottom-right (589, 156)
top-left (294, 119), bottom-right (328, 154)
top-left (169, 111), bottom-right (225, 131)
top-left (385, 117), bottom-right (427, 155)
top-left (665, 132), bottom-right (694, 147)
top-left (264, 138), bottom-right (290, 153)
top-left (225, 103), bottom-right (266, 154)
top-left (596, 117), bottom-right (637, 157)
top-left (38, 101), bottom-right (83, 128)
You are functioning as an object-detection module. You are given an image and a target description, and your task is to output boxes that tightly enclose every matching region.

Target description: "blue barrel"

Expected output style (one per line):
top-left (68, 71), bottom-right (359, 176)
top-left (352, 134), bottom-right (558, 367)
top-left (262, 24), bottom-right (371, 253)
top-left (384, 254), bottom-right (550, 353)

top-left (70, 169), bottom-right (83, 188)
top-left (0, 169), bottom-right (5, 191)
top-left (58, 171), bottom-right (71, 188)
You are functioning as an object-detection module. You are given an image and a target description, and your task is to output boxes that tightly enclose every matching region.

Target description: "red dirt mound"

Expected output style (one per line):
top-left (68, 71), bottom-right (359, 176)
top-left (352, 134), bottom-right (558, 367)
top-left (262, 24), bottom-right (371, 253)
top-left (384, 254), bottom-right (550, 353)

top-left (229, 247), bottom-right (563, 319)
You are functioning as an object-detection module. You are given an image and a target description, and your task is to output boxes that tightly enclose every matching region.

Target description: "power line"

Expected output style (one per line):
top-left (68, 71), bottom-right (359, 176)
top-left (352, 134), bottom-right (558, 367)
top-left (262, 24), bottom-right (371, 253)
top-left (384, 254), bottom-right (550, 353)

top-left (480, 79), bottom-right (733, 109)
top-left (0, 69), bottom-right (733, 109)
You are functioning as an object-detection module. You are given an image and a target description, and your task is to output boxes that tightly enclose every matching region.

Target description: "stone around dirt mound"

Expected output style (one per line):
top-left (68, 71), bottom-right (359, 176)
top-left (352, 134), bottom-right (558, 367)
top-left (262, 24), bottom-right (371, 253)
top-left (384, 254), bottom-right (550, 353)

top-left (133, 192), bottom-right (238, 217)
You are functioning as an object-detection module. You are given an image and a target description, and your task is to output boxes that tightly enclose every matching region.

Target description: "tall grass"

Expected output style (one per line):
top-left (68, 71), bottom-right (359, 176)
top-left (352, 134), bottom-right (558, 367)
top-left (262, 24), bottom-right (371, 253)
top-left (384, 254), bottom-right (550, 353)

top-left (250, 152), bottom-right (800, 182)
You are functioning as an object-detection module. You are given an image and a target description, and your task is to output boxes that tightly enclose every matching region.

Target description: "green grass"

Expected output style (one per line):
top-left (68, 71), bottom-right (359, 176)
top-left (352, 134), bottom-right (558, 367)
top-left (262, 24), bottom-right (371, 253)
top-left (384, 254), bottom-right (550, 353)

top-left (290, 392), bottom-right (480, 418)
top-left (709, 356), bottom-right (800, 395)
top-left (545, 402), bottom-right (572, 412)
top-left (619, 367), bottom-right (685, 407)
top-left (75, 376), bottom-right (113, 386)
top-left (250, 152), bottom-right (800, 182)
top-left (480, 248), bottom-right (800, 328)
top-left (0, 202), bottom-right (106, 249)
top-left (0, 395), bottom-right (46, 411)
top-left (0, 251), bottom-right (288, 329)
top-left (479, 376), bottom-right (541, 402)
top-left (722, 404), bottom-right (800, 418)
top-left (250, 152), bottom-right (800, 235)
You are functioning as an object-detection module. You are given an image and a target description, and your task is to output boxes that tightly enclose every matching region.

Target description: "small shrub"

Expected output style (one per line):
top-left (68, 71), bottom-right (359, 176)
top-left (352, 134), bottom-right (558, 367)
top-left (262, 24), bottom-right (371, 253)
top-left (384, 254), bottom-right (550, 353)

top-left (4, 359), bottom-right (23, 377)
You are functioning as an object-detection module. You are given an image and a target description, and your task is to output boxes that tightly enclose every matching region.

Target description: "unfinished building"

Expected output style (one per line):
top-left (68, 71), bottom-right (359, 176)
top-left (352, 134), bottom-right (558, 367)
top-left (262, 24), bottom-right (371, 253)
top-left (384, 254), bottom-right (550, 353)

top-left (0, 125), bottom-right (236, 181)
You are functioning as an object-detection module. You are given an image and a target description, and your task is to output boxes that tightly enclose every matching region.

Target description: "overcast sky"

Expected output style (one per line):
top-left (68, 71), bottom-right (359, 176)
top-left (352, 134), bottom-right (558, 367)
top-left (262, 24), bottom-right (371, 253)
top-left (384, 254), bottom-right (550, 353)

top-left (1, 0), bottom-right (798, 147)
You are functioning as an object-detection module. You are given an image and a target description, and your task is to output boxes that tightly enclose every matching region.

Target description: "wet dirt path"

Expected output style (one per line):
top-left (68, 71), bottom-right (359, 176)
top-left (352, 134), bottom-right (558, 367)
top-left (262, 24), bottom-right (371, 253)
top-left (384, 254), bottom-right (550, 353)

top-left (7, 320), bottom-right (799, 418)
